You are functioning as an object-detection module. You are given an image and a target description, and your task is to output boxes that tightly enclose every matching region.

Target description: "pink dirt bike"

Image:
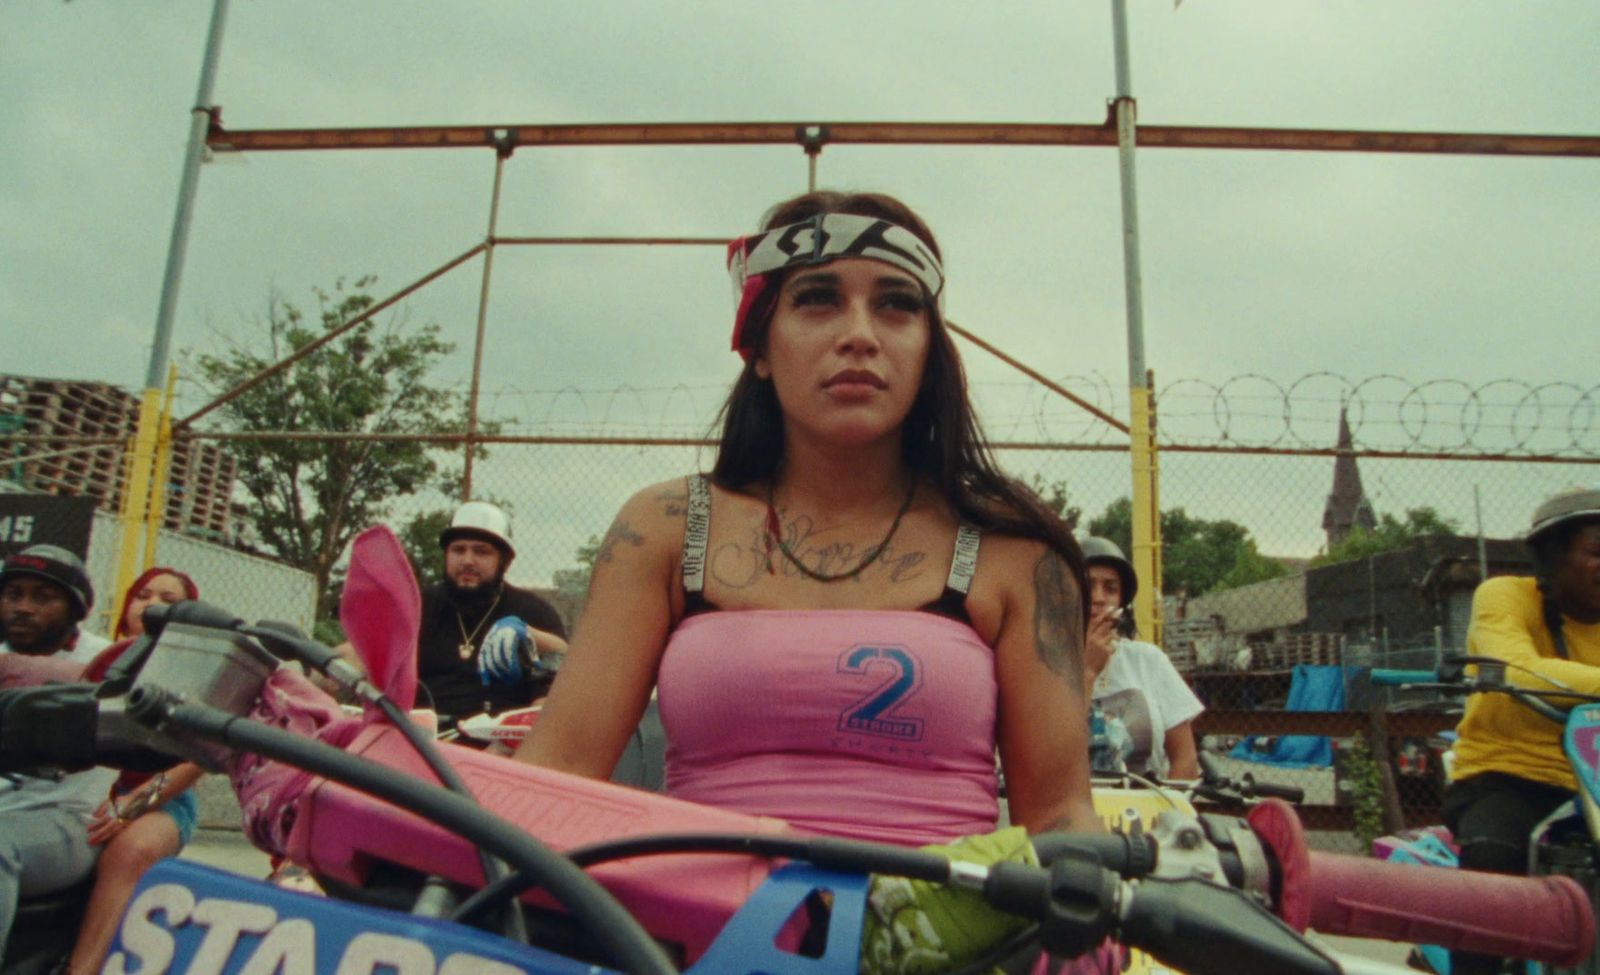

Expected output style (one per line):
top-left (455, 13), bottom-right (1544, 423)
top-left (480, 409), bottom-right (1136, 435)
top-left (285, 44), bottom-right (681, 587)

top-left (0, 526), bottom-right (1592, 975)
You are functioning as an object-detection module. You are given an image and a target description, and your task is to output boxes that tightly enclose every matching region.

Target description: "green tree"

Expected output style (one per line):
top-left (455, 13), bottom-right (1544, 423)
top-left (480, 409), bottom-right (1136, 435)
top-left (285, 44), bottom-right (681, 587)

top-left (398, 508), bottom-right (454, 591)
top-left (192, 276), bottom-right (473, 620)
top-left (551, 533), bottom-right (603, 610)
top-left (1088, 497), bottom-right (1287, 597)
top-left (1024, 474), bottom-right (1082, 531)
top-left (1312, 507), bottom-right (1460, 566)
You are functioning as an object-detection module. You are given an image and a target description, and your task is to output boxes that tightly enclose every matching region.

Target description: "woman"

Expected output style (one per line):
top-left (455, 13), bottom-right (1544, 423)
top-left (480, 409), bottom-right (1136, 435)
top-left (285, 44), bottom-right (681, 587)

top-left (1443, 486), bottom-right (1600, 975)
top-left (65, 567), bottom-right (205, 975)
top-left (516, 191), bottom-right (1101, 968)
top-left (1079, 536), bottom-right (1202, 780)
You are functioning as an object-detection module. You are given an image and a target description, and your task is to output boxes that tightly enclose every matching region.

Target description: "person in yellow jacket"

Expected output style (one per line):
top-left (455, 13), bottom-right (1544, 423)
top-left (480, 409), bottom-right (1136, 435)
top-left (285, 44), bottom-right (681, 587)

top-left (1443, 486), bottom-right (1600, 975)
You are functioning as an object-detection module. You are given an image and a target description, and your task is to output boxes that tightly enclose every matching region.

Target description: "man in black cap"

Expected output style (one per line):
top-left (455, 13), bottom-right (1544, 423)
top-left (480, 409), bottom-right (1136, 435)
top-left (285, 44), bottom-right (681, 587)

top-left (1, 544), bottom-right (115, 961)
top-left (0, 544), bottom-right (107, 660)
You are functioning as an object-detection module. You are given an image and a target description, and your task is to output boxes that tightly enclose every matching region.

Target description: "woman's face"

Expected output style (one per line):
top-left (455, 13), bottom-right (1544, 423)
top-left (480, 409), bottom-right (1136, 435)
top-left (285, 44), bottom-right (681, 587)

top-left (1553, 523), bottom-right (1600, 623)
top-left (756, 257), bottom-right (931, 450)
top-left (124, 573), bottom-right (190, 637)
top-left (1087, 564), bottom-right (1124, 618)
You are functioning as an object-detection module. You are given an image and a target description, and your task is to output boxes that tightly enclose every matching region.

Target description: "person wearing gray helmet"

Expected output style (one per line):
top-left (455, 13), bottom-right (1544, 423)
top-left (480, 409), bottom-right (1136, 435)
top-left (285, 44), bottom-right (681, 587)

top-left (1, 545), bottom-right (115, 963)
top-left (1442, 486), bottom-right (1600, 975)
top-left (1079, 536), bottom-right (1202, 780)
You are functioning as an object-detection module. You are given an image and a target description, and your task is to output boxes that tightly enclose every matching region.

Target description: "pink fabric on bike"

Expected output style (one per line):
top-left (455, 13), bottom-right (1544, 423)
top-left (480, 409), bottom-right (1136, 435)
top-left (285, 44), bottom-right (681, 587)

top-left (341, 524), bottom-right (422, 711)
top-left (658, 609), bottom-right (1000, 846)
top-left (230, 665), bottom-right (364, 854)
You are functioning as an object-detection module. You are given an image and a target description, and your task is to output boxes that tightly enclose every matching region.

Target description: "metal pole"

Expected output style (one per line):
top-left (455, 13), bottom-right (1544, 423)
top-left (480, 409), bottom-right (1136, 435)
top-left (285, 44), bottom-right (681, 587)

top-left (1111, 0), bottom-right (1161, 642)
top-left (1473, 484), bottom-right (1489, 581)
top-left (146, 0), bottom-right (230, 390)
top-left (463, 138), bottom-right (512, 499)
top-left (118, 0), bottom-right (229, 625)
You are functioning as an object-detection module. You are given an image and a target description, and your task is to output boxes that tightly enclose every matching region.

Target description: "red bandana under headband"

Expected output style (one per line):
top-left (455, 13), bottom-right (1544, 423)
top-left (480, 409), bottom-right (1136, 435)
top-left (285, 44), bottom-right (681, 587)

top-left (725, 212), bottom-right (945, 357)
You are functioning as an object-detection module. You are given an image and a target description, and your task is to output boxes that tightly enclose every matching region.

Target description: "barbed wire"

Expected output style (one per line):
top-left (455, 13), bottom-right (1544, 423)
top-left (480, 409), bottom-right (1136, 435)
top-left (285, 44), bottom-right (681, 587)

top-left (495, 375), bottom-right (1599, 457)
top-left (167, 373), bottom-right (1597, 457)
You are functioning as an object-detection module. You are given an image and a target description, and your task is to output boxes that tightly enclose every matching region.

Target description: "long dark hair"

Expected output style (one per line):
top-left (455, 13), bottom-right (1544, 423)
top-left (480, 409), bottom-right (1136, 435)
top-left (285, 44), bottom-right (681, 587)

top-left (709, 190), bottom-right (1085, 598)
top-left (1529, 517), bottom-right (1599, 658)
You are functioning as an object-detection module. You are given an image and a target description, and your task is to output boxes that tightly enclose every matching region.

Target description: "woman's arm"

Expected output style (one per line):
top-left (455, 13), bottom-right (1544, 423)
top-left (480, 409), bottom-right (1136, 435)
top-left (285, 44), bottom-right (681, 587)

top-left (1140, 644), bottom-right (1204, 781)
top-left (988, 537), bottom-right (1101, 835)
top-left (1469, 577), bottom-right (1600, 693)
top-left (512, 482), bottom-right (680, 779)
top-left (1163, 720), bottom-right (1199, 780)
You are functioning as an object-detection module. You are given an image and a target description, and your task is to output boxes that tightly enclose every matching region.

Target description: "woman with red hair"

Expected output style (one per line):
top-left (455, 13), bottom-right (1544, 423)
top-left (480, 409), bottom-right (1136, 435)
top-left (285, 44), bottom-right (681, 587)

top-left (65, 567), bottom-right (204, 974)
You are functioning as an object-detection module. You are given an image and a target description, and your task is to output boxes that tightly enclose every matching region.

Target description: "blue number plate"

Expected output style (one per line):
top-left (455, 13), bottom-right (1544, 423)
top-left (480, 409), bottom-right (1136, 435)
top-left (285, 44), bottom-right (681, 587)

top-left (106, 859), bottom-right (606, 975)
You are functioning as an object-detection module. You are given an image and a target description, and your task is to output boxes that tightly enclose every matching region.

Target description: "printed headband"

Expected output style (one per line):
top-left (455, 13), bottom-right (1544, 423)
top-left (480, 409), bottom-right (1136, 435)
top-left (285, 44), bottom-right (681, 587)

top-left (725, 212), bottom-right (945, 355)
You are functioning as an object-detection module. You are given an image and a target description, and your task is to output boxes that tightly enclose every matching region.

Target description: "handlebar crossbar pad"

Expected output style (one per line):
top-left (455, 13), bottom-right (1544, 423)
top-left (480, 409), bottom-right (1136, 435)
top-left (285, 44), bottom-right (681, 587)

top-left (286, 724), bottom-right (794, 964)
top-left (1369, 669), bottom-right (1438, 686)
top-left (1302, 851), bottom-right (1594, 966)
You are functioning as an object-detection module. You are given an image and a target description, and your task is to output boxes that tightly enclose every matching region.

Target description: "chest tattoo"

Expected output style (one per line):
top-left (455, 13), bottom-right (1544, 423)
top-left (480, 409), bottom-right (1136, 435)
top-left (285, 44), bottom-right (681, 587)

top-left (709, 515), bottom-right (929, 590)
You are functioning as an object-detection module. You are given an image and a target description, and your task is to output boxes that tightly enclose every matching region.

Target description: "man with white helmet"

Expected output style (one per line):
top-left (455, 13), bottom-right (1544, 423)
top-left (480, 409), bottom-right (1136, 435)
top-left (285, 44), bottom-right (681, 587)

top-left (416, 501), bottom-right (568, 723)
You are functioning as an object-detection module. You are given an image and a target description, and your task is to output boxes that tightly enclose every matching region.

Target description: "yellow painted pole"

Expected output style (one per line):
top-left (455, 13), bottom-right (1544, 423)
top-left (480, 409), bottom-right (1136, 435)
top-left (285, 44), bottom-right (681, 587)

top-left (111, 389), bottom-right (163, 632)
top-left (1129, 383), bottom-right (1163, 643)
top-left (1111, 0), bottom-right (1163, 642)
top-left (142, 365), bottom-right (180, 569)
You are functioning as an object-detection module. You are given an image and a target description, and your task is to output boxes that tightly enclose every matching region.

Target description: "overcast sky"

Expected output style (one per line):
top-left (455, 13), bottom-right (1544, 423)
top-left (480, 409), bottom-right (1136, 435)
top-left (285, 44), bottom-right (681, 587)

top-left (4, 1), bottom-right (1597, 576)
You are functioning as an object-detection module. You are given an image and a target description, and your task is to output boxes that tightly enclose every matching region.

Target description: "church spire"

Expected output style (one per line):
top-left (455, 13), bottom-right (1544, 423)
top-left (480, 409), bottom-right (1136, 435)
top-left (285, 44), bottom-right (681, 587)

top-left (1323, 405), bottom-right (1377, 551)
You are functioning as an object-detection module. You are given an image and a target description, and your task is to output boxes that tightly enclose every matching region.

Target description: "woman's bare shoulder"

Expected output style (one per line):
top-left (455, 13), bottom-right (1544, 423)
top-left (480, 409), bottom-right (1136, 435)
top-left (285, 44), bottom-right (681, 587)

top-left (975, 532), bottom-right (1057, 588)
top-left (596, 476), bottom-right (703, 560)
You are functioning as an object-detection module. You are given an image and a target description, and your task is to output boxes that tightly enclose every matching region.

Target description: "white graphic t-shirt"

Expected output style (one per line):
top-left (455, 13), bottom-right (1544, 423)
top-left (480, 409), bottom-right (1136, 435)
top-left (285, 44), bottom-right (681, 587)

top-left (1091, 639), bottom-right (1204, 779)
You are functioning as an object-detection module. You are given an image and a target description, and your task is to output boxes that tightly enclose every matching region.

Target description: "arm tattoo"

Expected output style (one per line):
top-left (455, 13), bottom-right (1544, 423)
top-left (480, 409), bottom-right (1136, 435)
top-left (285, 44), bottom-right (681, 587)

top-left (1033, 550), bottom-right (1085, 688)
top-left (594, 519), bottom-right (644, 565)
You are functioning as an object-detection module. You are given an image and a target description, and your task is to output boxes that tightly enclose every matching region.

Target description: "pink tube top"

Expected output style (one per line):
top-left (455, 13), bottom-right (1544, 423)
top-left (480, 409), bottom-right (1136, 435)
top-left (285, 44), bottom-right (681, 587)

top-left (657, 608), bottom-right (1000, 846)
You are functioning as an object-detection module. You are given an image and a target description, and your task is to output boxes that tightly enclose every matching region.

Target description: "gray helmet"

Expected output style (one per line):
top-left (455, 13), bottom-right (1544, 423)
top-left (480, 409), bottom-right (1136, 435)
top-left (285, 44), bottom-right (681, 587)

top-left (1527, 487), bottom-right (1600, 547)
top-left (439, 501), bottom-right (515, 560)
top-left (1079, 535), bottom-right (1137, 606)
top-left (1, 544), bottom-right (94, 621)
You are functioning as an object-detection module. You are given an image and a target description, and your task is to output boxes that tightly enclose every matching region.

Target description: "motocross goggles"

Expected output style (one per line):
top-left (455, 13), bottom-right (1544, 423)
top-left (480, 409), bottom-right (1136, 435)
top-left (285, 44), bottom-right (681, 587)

top-left (726, 212), bottom-right (945, 357)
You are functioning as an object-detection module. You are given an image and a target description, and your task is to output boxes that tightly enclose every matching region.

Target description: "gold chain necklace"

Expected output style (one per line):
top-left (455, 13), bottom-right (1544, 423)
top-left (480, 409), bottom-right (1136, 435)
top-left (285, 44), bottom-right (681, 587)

top-left (455, 590), bottom-right (504, 660)
top-left (765, 479), bottom-right (916, 583)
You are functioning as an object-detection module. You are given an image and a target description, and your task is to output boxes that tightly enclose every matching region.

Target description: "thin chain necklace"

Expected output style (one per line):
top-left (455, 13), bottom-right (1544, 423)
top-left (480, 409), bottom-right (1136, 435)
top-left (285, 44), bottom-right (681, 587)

top-left (455, 589), bottom-right (504, 660)
top-left (765, 478), bottom-right (917, 583)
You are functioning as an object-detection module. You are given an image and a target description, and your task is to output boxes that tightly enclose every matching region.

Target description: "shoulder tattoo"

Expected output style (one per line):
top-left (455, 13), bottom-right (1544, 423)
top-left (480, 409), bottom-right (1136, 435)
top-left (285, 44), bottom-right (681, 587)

top-left (595, 518), bottom-right (645, 564)
top-left (1032, 549), bottom-right (1085, 687)
top-left (655, 486), bottom-right (688, 518)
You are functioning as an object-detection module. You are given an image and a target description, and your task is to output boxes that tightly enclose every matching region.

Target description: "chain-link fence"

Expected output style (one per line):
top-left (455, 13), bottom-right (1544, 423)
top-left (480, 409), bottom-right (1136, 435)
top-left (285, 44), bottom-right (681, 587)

top-left (5, 373), bottom-right (1596, 850)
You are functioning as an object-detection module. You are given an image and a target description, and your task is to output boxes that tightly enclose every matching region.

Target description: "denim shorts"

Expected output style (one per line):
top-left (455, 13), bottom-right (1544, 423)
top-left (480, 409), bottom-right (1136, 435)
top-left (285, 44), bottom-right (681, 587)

top-left (157, 789), bottom-right (200, 847)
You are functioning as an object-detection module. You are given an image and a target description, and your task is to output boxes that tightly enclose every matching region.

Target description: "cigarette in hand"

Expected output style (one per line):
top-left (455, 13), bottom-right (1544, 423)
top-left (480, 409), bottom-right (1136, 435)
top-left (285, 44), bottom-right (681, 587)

top-left (1107, 607), bottom-right (1125, 621)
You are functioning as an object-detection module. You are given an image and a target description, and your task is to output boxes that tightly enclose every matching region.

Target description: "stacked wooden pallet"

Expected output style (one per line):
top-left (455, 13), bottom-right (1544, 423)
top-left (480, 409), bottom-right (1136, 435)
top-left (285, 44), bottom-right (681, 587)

top-left (1163, 617), bottom-right (1221, 673)
top-left (1262, 632), bottom-right (1344, 669)
top-left (2, 375), bottom-right (134, 509)
top-left (1, 375), bottom-right (237, 539)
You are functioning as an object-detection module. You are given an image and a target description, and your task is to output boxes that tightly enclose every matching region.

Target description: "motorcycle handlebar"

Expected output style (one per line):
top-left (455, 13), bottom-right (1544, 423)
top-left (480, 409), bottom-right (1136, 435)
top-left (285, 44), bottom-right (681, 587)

top-left (1242, 776), bottom-right (1305, 803)
top-left (1304, 850), bottom-right (1594, 967)
top-left (1369, 668), bottom-right (1438, 686)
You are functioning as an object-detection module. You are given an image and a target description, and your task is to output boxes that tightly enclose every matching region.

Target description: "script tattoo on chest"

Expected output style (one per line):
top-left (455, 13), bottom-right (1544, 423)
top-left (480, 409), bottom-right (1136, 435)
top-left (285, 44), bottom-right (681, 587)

top-left (709, 514), bottom-right (928, 589)
top-left (1033, 550), bottom-right (1085, 689)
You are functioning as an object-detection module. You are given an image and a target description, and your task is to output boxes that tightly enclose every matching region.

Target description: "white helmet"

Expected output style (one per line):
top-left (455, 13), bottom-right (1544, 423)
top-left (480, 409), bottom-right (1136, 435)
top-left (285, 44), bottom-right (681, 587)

top-left (439, 501), bottom-right (515, 559)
